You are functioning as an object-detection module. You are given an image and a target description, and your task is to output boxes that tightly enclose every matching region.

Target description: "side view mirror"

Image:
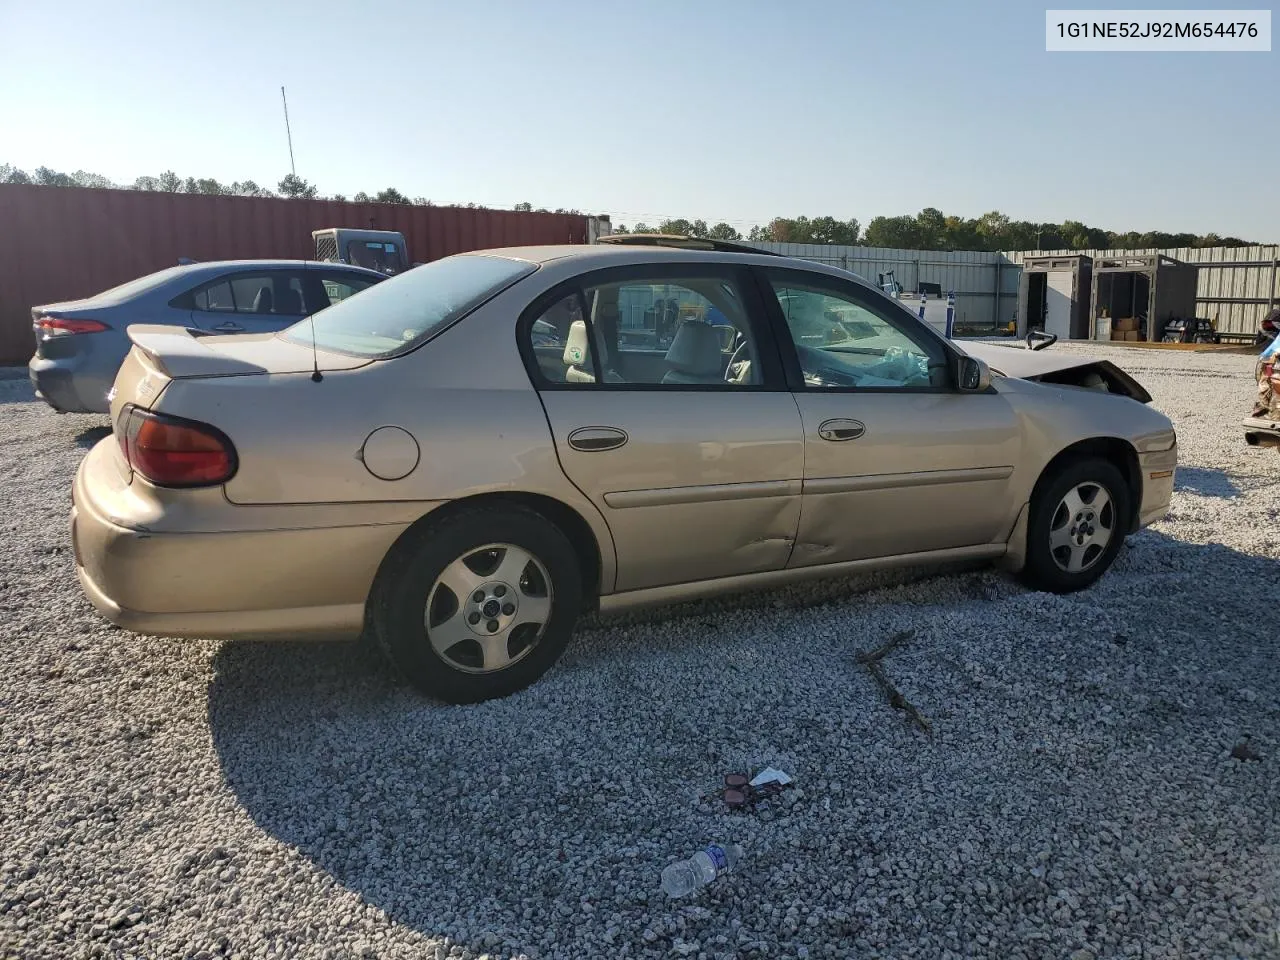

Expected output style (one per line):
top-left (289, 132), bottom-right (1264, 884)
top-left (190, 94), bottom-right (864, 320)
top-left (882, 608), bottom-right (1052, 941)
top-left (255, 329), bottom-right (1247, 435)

top-left (958, 355), bottom-right (991, 392)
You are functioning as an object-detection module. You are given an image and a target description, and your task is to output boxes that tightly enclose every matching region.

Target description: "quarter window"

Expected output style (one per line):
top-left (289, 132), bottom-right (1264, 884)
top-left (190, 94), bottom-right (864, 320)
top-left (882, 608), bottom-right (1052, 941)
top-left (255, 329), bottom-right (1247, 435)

top-left (765, 272), bottom-right (949, 390)
top-left (193, 281), bottom-right (235, 312)
top-left (319, 273), bottom-right (378, 306)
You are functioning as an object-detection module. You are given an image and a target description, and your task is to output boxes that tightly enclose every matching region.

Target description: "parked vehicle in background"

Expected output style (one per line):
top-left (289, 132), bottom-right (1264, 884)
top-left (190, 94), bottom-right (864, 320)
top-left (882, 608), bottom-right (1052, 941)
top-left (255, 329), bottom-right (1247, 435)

top-left (1161, 316), bottom-right (1221, 344)
top-left (1243, 335), bottom-right (1280, 450)
top-left (313, 228), bottom-right (411, 275)
top-left (29, 260), bottom-right (384, 414)
top-left (72, 237), bottom-right (1176, 704)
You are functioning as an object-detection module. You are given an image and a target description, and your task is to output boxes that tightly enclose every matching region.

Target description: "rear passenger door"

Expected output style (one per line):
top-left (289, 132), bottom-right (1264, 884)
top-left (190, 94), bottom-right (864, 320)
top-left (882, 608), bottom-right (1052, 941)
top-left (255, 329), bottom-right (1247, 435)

top-left (519, 262), bottom-right (805, 594)
top-left (182, 270), bottom-right (315, 334)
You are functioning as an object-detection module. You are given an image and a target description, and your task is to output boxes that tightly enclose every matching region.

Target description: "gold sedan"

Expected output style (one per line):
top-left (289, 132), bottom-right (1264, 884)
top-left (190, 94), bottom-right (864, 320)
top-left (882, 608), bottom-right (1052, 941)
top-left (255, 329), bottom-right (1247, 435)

top-left (72, 239), bottom-right (1178, 703)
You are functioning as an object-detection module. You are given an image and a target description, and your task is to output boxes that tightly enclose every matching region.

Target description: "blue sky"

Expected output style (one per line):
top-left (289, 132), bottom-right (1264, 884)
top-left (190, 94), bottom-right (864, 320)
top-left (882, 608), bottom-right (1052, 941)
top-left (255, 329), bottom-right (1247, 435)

top-left (1, 0), bottom-right (1276, 239)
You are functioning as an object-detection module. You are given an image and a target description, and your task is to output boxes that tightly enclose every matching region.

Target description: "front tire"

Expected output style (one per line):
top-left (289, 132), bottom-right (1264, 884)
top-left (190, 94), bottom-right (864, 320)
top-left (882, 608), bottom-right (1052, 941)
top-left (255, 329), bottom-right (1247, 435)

top-left (371, 505), bottom-right (583, 704)
top-left (1020, 457), bottom-right (1130, 594)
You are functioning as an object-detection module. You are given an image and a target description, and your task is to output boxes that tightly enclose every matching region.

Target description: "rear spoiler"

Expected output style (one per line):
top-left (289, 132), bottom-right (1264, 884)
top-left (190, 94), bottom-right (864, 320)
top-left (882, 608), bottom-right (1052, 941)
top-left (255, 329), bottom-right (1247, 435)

top-left (125, 324), bottom-right (264, 378)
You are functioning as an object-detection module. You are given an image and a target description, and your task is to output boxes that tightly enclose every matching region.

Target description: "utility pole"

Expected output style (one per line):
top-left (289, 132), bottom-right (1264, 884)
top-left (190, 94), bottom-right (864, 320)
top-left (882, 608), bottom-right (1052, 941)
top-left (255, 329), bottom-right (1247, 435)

top-left (281, 86), bottom-right (296, 178)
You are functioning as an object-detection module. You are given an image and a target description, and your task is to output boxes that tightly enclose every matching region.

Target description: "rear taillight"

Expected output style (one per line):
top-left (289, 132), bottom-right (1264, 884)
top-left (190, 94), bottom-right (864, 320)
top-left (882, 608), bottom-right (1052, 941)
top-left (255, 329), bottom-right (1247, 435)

top-left (1263, 318), bottom-right (1277, 332)
top-left (115, 405), bottom-right (237, 487)
top-left (35, 316), bottom-right (111, 337)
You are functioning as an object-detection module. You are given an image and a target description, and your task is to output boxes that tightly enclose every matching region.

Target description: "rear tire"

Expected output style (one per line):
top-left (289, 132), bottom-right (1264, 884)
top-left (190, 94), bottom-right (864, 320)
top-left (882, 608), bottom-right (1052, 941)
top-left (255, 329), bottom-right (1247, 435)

top-left (371, 505), bottom-right (582, 704)
top-left (1019, 457), bottom-right (1130, 594)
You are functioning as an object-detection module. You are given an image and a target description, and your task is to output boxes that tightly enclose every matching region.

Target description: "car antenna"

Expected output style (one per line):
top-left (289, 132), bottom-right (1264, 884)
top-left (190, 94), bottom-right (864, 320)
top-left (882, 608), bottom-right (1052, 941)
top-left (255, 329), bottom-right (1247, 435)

top-left (309, 313), bottom-right (323, 382)
top-left (302, 224), bottom-right (322, 382)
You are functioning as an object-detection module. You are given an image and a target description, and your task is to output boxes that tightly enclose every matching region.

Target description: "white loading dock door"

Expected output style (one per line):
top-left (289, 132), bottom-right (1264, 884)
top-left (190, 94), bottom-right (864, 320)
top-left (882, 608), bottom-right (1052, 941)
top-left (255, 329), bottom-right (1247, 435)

top-left (1044, 271), bottom-right (1074, 339)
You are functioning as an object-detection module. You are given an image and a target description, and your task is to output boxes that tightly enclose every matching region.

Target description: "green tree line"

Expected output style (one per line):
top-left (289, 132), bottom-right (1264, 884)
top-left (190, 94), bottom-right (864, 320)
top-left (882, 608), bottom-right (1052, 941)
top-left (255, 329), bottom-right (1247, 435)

top-left (617, 208), bottom-right (1254, 252)
top-left (2, 163), bottom-right (1254, 251)
top-left (0, 163), bottom-right (585, 214)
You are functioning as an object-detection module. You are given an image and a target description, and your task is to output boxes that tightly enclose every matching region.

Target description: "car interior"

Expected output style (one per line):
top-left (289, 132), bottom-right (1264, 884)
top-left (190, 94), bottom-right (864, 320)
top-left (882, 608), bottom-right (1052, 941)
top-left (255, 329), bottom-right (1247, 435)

top-left (528, 275), bottom-right (951, 390)
top-left (531, 278), bottom-right (761, 386)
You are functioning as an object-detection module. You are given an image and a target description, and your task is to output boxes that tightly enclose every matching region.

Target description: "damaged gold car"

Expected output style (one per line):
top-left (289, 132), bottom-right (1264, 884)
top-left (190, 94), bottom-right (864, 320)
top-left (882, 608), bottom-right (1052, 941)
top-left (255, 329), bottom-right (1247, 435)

top-left (72, 238), bottom-right (1177, 702)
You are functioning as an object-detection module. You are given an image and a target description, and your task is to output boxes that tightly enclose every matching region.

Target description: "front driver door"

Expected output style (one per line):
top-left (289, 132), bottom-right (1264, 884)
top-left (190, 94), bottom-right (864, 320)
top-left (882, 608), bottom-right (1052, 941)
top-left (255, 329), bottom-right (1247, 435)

top-left (757, 266), bottom-right (1022, 567)
top-left (523, 262), bottom-right (804, 594)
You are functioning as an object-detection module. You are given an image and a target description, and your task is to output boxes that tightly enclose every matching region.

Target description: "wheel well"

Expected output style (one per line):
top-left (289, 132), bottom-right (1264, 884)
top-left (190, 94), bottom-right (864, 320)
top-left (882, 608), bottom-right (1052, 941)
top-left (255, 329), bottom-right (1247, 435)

top-left (1032, 438), bottom-right (1142, 532)
top-left (398, 492), bottom-right (604, 608)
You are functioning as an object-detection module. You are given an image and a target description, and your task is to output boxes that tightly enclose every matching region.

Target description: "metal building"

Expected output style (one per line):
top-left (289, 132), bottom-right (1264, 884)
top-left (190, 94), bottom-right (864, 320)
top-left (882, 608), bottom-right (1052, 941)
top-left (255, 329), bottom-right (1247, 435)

top-left (1088, 254), bottom-right (1200, 342)
top-left (1016, 255), bottom-right (1092, 340)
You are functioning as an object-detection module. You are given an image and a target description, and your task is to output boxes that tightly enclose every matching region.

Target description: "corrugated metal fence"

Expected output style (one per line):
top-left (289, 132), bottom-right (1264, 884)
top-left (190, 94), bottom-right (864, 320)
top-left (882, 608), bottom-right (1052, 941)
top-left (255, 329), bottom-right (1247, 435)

top-left (759, 241), bottom-right (1279, 336)
top-left (752, 242), bottom-right (1018, 330)
top-left (0, 184), bottom-right (591, 364)
top-left (1004, 245), bottom-right (1280, 336)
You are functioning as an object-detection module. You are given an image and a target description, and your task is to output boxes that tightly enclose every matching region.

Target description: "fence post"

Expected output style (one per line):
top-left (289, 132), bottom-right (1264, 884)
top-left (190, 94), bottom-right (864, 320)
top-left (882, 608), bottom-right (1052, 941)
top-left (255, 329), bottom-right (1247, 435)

top-left (992, 261), bottom-right (1002, 328)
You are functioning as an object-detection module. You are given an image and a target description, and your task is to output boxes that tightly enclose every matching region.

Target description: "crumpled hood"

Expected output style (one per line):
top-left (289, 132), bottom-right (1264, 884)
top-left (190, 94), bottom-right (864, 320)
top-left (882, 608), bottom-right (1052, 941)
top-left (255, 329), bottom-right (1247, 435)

top-left (956, 340), bottom-right (1153, 403)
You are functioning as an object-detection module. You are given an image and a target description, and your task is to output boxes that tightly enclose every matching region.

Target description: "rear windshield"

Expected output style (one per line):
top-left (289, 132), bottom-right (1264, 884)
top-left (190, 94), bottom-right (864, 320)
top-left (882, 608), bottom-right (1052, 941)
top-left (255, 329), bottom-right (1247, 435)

top-left (93, 265), bottom-right (192, 303)
top-left (280, 254), bottom-right (536, 359)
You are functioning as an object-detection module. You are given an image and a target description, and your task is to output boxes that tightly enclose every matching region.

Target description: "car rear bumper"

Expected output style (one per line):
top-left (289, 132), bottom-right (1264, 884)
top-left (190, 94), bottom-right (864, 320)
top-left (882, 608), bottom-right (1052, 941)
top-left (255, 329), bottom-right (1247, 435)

top-left (1136, 443), bottom-right (1177, 528)
top-left (71, 438), bottom-right (415, 641)
top-left (1243, 416), bottom-right (1280, 448)
top-left (29, 355), bottom-right (112, 414)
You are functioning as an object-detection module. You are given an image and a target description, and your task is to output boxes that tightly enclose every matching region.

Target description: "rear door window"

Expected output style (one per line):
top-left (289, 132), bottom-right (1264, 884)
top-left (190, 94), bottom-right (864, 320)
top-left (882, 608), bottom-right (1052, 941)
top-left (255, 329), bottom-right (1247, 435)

top-left (228, 274), bottom-right (311, 316)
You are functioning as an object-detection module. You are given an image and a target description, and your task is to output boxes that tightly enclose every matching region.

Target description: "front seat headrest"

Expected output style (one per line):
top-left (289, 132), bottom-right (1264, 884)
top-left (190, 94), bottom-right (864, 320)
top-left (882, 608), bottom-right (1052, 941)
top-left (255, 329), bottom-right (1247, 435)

top-left (664, 321), bottom-right (723, 378)
top-left (251, 286), bottom-right (274, 313)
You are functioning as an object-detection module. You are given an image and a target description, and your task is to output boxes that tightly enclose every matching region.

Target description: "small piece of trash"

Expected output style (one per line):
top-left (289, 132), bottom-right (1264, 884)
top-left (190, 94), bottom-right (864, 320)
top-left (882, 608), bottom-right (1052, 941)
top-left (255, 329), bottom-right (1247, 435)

top-left (749, 767), bottom-right (793, 787)
top-left (1230, 740), bottom-right (1262, 762)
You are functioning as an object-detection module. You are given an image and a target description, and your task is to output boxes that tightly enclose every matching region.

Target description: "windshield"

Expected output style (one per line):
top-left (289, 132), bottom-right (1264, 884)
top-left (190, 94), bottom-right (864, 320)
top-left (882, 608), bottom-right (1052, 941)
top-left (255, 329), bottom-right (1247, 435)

top-left (280, 254), bottom-right (536, 359)
top-left (91, 265), bottom-right (191, 304)
top-left (347, 239), bottom-right (405, 275)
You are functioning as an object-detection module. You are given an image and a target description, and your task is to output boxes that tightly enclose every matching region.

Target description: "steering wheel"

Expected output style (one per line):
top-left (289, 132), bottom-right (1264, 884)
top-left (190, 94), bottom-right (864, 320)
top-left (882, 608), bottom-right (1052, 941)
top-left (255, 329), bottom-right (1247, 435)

top-left (724, 330), bottom-right (752, 383)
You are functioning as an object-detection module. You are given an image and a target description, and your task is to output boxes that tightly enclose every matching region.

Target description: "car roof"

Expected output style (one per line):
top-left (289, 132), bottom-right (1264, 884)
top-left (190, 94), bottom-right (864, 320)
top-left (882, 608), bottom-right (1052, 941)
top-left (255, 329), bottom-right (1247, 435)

top-left (459, 242), bottom-right (878, 290)
top-left (176, 259), bottom-right (383, 274)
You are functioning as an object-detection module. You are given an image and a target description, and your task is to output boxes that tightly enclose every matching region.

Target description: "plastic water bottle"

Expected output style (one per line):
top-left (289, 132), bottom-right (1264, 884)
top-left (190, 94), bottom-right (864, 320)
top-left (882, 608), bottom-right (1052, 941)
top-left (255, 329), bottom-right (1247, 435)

top-left (660, 843), bottom-right (743, 897)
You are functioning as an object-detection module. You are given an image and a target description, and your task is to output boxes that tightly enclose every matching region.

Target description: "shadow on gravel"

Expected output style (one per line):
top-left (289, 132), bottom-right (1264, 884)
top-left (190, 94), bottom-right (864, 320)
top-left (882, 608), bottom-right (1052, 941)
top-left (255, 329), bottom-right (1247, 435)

top-left (0, 377), bottom-right (34, 404)
top-left (75, 425), bottom-right (111, 448)
top-left (205, 529), bottom-right (1280, 954)
top-left (1174, 465), bottom-right (1240, 498)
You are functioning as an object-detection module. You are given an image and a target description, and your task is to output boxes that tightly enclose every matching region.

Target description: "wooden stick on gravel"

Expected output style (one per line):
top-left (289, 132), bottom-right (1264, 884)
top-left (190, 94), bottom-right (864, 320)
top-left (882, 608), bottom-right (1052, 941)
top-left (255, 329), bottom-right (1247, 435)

top-left (856, 630), bottom-right (932, 735)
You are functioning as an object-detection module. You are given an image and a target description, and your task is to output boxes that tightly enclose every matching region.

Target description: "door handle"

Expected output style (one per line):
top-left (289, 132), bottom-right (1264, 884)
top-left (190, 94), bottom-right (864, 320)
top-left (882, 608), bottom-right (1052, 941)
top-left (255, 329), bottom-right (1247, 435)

top-left (212, 321), bottom-right (245, 333)
top-left (568, 426), bottom-right (629, 452)
top-left (817, 418), bottom-right (865, 442)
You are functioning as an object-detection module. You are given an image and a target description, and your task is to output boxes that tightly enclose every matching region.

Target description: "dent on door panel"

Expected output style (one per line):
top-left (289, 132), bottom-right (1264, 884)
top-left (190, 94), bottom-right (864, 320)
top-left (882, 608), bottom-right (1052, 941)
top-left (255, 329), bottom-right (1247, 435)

top-left (791, 391), bottom-right (1022, 565)
top-left (538, 391), bottom-right (805, 592)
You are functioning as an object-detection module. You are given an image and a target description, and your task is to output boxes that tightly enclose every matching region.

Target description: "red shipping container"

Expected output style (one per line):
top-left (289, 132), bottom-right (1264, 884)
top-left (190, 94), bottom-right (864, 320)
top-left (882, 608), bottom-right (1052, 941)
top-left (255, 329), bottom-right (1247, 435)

top-left (0, 184), bottom-right (590, 364)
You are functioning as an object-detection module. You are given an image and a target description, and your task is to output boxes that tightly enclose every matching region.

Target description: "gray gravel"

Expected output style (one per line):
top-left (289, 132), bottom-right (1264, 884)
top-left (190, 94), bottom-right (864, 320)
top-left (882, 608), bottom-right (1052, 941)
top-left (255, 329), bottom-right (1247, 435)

top-left (2, 344), bottom-right (1278, 960)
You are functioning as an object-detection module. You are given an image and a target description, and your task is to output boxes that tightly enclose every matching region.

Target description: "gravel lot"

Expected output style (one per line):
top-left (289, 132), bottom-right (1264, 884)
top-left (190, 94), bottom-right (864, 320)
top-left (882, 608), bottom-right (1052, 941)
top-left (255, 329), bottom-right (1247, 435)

top-left (1, 344), bottom-right (1278, 960)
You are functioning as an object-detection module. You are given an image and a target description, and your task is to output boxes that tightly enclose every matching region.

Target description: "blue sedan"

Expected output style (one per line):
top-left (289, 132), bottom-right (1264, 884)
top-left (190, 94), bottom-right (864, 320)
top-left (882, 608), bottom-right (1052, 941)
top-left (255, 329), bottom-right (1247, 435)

top-left (29, 259), bottom-right (385, 414)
